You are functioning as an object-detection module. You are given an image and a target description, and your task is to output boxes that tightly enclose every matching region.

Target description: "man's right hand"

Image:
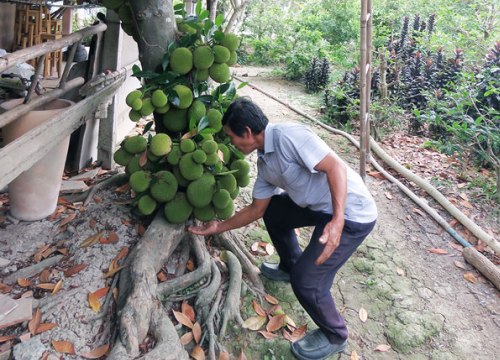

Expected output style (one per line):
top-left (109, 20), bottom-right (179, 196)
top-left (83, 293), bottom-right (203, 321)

top-left (188, 220), bottom-right (220, 236)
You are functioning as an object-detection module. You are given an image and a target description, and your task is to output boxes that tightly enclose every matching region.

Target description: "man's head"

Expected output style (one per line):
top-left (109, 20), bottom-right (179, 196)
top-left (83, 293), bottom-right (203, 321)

top-left (222, 97), bottom-right (268, 154)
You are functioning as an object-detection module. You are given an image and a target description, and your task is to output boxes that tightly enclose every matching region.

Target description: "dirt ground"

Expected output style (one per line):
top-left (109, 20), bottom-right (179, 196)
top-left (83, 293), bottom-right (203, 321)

top-left (0, 65), bottom-right (499, 360)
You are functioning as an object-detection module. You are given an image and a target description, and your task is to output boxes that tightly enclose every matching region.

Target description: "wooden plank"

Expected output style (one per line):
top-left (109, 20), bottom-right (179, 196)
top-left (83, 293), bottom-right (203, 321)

top-left (0, 298), bottom-right (32, 330)
top-left (0, 75), bottom-right (125, 190)
top-left (0, 295), bottom-right (18, 322)
top-left (0, 22), bottom-right (107, 73)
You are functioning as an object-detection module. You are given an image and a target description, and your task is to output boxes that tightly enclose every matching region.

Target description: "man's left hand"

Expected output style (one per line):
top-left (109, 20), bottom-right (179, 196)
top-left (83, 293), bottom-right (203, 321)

top-left (315, 220), bottom-right (344, 265)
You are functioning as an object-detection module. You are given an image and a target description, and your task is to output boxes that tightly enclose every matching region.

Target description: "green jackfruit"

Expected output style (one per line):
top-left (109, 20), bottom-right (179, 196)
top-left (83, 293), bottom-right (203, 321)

top-left (206, 109), bottom-right (222, 132)
top-left (237, 174), bottom-right (250, 187)
top-left (164, 192), bottom-right (193, 224)
top-left (193, 46), bottom-right (214, 70)
top-left (216, 201), bottom-right (234, 220)
top-left (138, 194), bottom-right (157, 216)
top-left (202, 140), bottom-right (218, 154)
top-left (170, 47), bottom-right (193, 75)
top-left (126, 155), bottom-right (143, 175)
top-left (179, 153), bottom-right (203, 180)
top-left (172, 85), bottom-right (193, 109)
top-left (227, 51), bottom-right (238, 66)
top-left (192, 149), bottom-right (207, 164)
top-left (129, 109), bottom-right (141, 122)
top-left (173, 166), bottom-right (190, 188)
top-left (218, 174), bottom-right (237, 193)
top-left (180, 139), bottom-right (196, 153)
top-left (221, 33), bottom-right (240, 51)
top-left (195, 69), bottom-right (209, 82)
top-left (230, 159), bottom-right (250, 178)
top-left (163, 108), bottom-right (188, 132)
top-left (193, 205), bottom-right (216, 222)
top-left (150, 170), bottom-right (178, 203)
top-left (155, 103), bottom-right (170, 114)
top-left (126, 90), bottom-right (142, 107)
top-left (187, 173), bottom-right (215, 208)
top-left (188, 100), bottom-right (206, 123)
top-left (123, 136), bottom-right (147, 154)
top-left (113, 147), bottom-right (133, 166)
top-left (151, 89), bottom-right (168, 108)
top-left (218, 143), bottom-right (230, 163)
top-left (130, 97), bottom-right (143, 111)
top-left (140, 98), bottom-right (154, 116)
top-left (167, 145), bottom-right (182, 165)
top-left (213, 45), bottom-right (230, 64)
top-left (150, 133), bottom-right (172, 156)
top-left (209, 63), bottom-right (230, 83)
top-left (204, 152), bottom-right (220, 166)
top-left (230, 186), bottom-right (239, 199)
top-left (129, 170), bottom-right (151, 193)
top-left (147, 151), bottom-right (160, 162)
top-left (212, 189), bottom-right (231, 210)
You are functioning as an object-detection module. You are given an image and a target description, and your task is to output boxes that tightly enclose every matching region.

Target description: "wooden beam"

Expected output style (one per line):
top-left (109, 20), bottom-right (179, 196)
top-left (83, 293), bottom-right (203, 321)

top-left (0, 75), bottom-right (125, 189)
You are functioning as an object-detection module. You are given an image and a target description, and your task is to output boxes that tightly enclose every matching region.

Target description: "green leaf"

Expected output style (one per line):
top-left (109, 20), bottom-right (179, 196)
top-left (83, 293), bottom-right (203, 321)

top-left (238, 82), bottom-right (248, 89)
top-left (228, 144), bottom-right (244, 160)
top-left (200, 127), bottom-right (217, 135)
top-left (132, 70), bottom-right (161, 79)
top-left (161, 53), bottom-right (170, 71)
top-left (215, 14), bottom-right (224, 27)
top-left (173, 3), bottom-right (184, 10)
top-left (132, 64), bottom-right (142, 76)
top-left (214, 169), bottom-right (239, 176)
top-left (197, 116), bottom-right (209, 131)
top-left (188, 113), bottom-right (198, 131)
top-left (143, 121), bottom-right (154, 135)
top-left (167, 42), bottom-right (176, 55)
top-left (213, 30), bottom-right (225, 42)
top-left (197, 95), bottom-right (213, 105)
top-left (195, 0), bottom-right (202, 16)
top-left (199, 10), bottom-right (209, 21)
top-left (203, 20), bottom-right (212, 34)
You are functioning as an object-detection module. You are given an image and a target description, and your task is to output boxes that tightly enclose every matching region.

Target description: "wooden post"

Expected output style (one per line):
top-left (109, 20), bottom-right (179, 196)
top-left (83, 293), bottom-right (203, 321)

top-left (359, 0), bottom-right (372, 181)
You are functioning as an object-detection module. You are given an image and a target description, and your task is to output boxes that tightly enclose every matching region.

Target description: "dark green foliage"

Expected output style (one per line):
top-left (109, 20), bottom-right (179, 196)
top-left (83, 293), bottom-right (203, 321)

top-left (305, 57), bottom-right (331, 93)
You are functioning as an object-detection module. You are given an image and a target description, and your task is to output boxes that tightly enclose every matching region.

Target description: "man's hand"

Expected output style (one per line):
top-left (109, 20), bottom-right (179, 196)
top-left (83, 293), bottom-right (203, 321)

top-left (315, 219), bottom-right (344, 265)
top-left (188, 221), bottom-right (220, 236)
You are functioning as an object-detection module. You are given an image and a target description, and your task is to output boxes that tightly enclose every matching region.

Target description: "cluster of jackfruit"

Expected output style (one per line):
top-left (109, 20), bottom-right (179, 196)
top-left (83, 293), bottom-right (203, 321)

top-left (101, 0), bottom-right (136, 38)
top-left (114, 132), bottom-right (251, 224)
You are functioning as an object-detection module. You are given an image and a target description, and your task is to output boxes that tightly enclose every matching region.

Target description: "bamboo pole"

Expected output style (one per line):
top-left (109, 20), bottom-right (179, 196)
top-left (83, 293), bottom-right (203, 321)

top-left (365, 0), bottom-right (373, 159)
top-left (359, 0), bottom-right (368, 180)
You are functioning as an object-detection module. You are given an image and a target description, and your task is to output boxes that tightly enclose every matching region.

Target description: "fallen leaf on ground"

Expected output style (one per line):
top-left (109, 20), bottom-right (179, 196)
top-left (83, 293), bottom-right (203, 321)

top-left (285, 315), bottom-right (296, 328)
top-left (0, 283), bottom-right (12, 293)
top-left (464, 272), bottom-right (477, 283)
top-left (252, 300), bottom-right (266, 317)
top-left (59, 213), bottom-right (76, 228)
top-left (191, 345), bottom-right (205, 360)
top-left (34, 244), bottom-right (50, 262)
top-left (36, 283), bottom-right (56, 291)
top-left (242, 316), bottom-right (267, 331)
top-left (396, 267), bottom-right (405, 276)
top-left (35, 323), bottom-right (58, 334)
top-left (265, 243), bottom-right (275, 255)
top-left (92, 287), bottom-right (109, 299)
top-left (266, 314), bottom-right (286, 332)
top-left (17, 278), bottom-right (32, 287)
top-left (454, 261), bottom-right (466, 270)
top-left (427, 248), bottom-right (448, 255)
top-left (39, 270), bottom-right (51, 283)
top-left (173, 310), bottom-right (194, 329)
top-left (384, 192), bottom-right (393, 200)
top-left (115, 183), bottom-right (130, 193)
top-left (88, 292), bottom-right (101, 312)
top-left (237, 351), bottom-right (248, 360)
top-left (412, 208), bottom-right (425, 217)
top-left (264, 294), bottom-right (279, 305)
top-left (52, 340), bottom-right (75, 354)
top-left (157, 271), bottom-right (168, 282)
top-left (258, 330), bottom-right (278, 339)
top-left (192, 322), bottom-right (202, 344)
top-left (359, 307), bottom-right (368, 323)
top-left (81, 231), bottom-right (105, 248)
top-left (218, 352), bottom-right (230, 360)
top-left (251, 242), bottom-right (259, 252)
top-left (64, 263), bottom-right (88, 277)
top-left (180, 331), bottom-right (193, 345)
top-left (182, 300), bottom-right (196, 322)
top-left (114, 247), bottom-right (129, 262)
top-left (80, 344), bottom-right (109, 359)
top-left (52, 279), bottom-right (63, 295)
top-left (374, 344), bottom-right (391, 352)
top-left (0, 334), bottom-right (17, 343)
top-left (367, 171), bottom-right (385, 180)
top-left (28, 308), bottom-right (42, 336)
top-left (351, 350), bottom-right (360, 359)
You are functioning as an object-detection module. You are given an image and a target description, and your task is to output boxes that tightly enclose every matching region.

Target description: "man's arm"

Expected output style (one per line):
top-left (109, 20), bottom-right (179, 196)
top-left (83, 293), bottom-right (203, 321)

top-left (188, 197), bottom-right (271, 236)
top-left (314, 152), bottom-right (347, 265)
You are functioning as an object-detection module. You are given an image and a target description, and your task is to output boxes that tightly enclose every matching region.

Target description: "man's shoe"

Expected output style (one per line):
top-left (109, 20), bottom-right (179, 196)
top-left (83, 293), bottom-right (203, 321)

top-left (259, 262), bottom-right (290, 282)
top-left (291, 329), bottom-right (347, 360)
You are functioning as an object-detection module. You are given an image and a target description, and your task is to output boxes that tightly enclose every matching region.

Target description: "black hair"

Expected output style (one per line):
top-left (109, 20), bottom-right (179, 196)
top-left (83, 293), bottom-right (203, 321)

top-left (222, 97), bottom-right (269, 136)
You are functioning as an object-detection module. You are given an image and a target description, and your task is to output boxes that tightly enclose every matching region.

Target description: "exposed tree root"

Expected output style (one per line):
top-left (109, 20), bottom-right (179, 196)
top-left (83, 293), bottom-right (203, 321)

top-left (220, 251), bottom-right (244, 337)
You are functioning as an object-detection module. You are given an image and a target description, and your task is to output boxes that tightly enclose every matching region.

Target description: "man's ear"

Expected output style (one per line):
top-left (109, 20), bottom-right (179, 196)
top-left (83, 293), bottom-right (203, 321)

top-left (244, 126), bottom-right (253, 137)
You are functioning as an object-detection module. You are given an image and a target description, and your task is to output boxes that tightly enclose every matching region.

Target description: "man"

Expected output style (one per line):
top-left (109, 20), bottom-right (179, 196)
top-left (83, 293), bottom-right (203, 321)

top-left (188, 98), bottom-right (377, 360)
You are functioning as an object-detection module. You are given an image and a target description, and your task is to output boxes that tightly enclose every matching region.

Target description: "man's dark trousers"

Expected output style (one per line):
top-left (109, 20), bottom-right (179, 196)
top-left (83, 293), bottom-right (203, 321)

top-left (263, 193), bottom-right (376, 344)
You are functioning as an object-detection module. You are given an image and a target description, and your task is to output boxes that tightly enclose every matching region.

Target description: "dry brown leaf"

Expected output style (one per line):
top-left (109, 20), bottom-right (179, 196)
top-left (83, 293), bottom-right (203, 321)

top-left (52, 340), bottom-right (75, 354)
top-left (80, 344), bottom-right (110, 359)
top-left (252, 300), bottom-right (266, 317)
top-left (192, 322), bottom-right (202, 344)
top-left (81, 231), bottom-right (105, 248)
top-left (88, 292), bottom-right (101, 312)
top-left (257, 330), bottom-right (278, 339)
top-left (291, 324), bottom-right (307, 340)
top-left (115, 247), bottom-right (129, 262)
top-left (218, 352), bottom-right (230, 360)
top-left (57, 248), bottom-right (68, 256)
top-left (64, 263), bottom-right (88, 277)
top-left (136, 223), bottom-right (146, 236)
top-left (92, 287), bottom-right (109, 299)
top-left (367, 171), bottom-right (385, 180)
top-left (449, 242), bottom-right (464, 252)
top-left (0, 282), bottom-right (13, 293)
top-left (34, 244), bottom-right (51, 262)
top-left (89, 219), bottom-right (97, 228)
top-left (93, 196), bottom-right (103, 203)
top-left (173, 310), bottom-right (194, 329)
top-left (267, 304), bottom-right (283, 316)
top-left (464, 272), bottom-right (477, 283)
top-left (39, 269), bottom-right (51, 283)
top-left (28, 307), bottom-right (42, 336)
top-left (242, 316), bottom-right (267, 331)
top-left (285, 315), bottom-right (296, 328)
top-left (359, 307), bottom-right (368, 323)
top-left (52, 279), bottom-right (63, 295)
top-left (0, 334), bottom-right (17, 343)
top-left (113, 288), bottom-right (118, 302)
top-left (115, 183), bottom-right (131, 193)
top-left (180, 331), bottom-right (193, 345)
top-left (351, 350), bottom-right (360, 360)
top-left (460, 200), bottom-right (474, 209)
top-left (17, 278), bottom-right (32, 287)
top-left (108, 231), bottom-right (119, 243)
top-left (182, 300), bottom-right (196, 322)
top-left (191, 345), bottom-right (205, 360)
top-left (41, 247), bottom-right (56, 259)
top-left (266, 314), bottom-right (286, 332)
top-left (157, 270), bottom-right (168, 283)
top-left (374, 344), bottom-right (391, 352)
top-left (384, 192), bottom-right (393, 200)
top-left (139, 150), bottom-right (148, 167)
top-left (427, 248), bottom-right (448, 255)
top-left (237, 350), bottom-right (248, 360)
top-left (103, 265), bottom-right (125, 278)
top-left (59, 213), bottom-right (77, 228)
top-left (36, 283), bottom-right (56, 291)
top-left (35, 323), bottom-right (58, 334)
top-left (454, 261), bottom-right (466, 270)
top-left (412, 208), bottom-right (425, 217)
top-left (264, 294), bottom-right (279, 305)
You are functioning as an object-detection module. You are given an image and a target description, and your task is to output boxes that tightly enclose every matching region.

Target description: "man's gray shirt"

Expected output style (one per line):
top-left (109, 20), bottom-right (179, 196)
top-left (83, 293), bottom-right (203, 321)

top-left (252, 123), bottom-right (378, 223)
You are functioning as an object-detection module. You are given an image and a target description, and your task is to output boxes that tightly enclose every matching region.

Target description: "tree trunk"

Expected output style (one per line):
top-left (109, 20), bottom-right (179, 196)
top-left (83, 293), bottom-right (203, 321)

top-left (225, 0), bottom-right (250, 34)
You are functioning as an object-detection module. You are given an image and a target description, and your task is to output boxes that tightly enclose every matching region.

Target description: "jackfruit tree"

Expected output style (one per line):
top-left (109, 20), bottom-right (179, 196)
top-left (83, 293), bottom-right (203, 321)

top-left (99, 1), bottom-right (260, 359)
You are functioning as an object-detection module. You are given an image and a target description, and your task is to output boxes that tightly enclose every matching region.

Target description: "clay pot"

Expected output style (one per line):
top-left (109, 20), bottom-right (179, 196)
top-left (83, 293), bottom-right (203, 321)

top-left (1, 98), bottom-right (74, 221)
